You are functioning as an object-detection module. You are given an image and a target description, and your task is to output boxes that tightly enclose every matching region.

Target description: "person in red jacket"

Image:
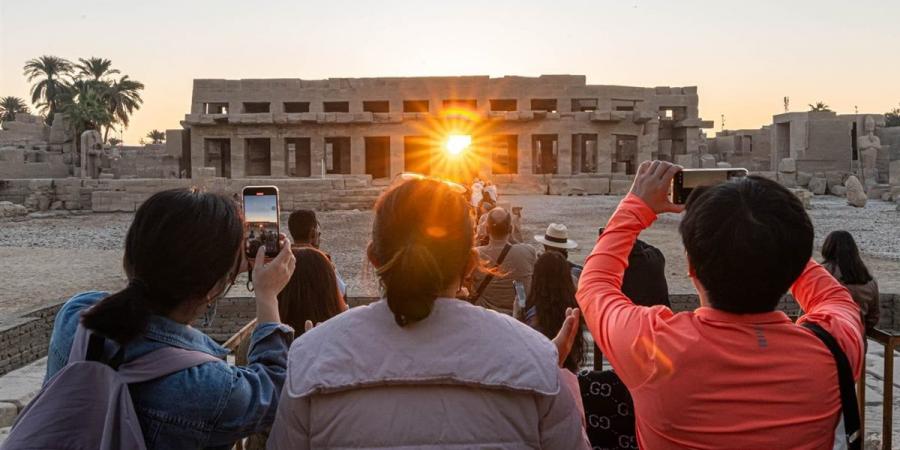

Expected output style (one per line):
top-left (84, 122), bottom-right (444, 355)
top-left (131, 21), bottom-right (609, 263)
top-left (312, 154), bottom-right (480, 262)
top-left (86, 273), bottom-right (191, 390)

top-left (577, 160), bottom-right (863, 449)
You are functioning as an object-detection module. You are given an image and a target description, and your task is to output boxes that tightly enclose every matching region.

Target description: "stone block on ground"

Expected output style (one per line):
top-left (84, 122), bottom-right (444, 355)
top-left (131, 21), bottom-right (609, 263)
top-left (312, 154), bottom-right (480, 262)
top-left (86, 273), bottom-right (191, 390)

top-left (844, 175), bottom-right (867, 207)
top-left (825, 171), bottom-right (846, 190)
top-left (755, 171), bottom-right (777, 181)
top-left (796, 171), bottom-right (812, 187)
top-left (867, 184), bottom-right (890, 200)
top-left (0, 357), bottom-right (47, 427)
top-left (716, 162), bottom-right (732, 168)
top-left (778, 158), bottom-right (796, 173)
top-left (609, 179), bottom-right (631, 195)
top-left (890, 160), bottom-right (900, 185)
top-left (699, 154), bottom-right (716, 168)
top-left (0, 202), bottom-right (27, 218)
top-left (674, 154), bottom-right (697, 169)
top-left (808, 177), bottom-right (827, 195)
top-left (789, 188), bottom-right (812, 209)
top-left (548, 177), bottom-right (610, 195)
top-left (830, 184), bottom-right (847, 197)
top-left (778, 171), bottom-right (797, 187)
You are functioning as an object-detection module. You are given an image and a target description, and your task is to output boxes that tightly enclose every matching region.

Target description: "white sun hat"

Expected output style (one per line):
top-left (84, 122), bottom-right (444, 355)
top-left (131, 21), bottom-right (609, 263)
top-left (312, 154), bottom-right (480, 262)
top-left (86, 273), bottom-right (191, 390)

top-left (534, 223), bottom-right (578, 249)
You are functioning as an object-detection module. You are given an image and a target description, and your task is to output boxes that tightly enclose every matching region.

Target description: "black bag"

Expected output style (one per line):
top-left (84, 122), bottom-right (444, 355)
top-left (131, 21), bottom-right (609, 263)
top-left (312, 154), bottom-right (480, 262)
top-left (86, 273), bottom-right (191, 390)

top-left (802, 322), bottom-right (861, 450)
top-left (470, 243), bottom-right (511, 303)
top-left (577, 369), bottom-right (638, 449)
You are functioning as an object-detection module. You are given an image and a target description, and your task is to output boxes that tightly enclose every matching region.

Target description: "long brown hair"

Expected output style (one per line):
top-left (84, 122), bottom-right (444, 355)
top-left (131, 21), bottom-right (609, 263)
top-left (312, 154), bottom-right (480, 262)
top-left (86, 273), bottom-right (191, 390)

top-left (527, 251), bottom-right (584, 373)
top-left (372, 178), bottom-right (474, 326)
top-left (277, 247), bottom-right (345, 334)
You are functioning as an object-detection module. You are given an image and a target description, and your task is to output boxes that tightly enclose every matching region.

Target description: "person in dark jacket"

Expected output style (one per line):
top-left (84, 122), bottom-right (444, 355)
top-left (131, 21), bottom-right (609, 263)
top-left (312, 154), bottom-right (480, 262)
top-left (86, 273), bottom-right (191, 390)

top-left (598, 227), bottom-right (670, 308)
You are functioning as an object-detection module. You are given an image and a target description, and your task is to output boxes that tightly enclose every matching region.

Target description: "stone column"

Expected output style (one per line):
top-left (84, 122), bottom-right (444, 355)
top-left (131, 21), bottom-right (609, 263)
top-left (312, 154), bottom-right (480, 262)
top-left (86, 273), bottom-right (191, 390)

top-left (596, 135), bottom-right (613, 174)
top-left (389, 135), bottom-right (404, 178)
top-left (190, 132), bottom-right (206, 178)
top-left (350, 135), bottom-right (366, 175)
top-left (557, 132), bottom-right (572, 175)
top-left (230, 137), bottom-right (245, 178)
top-left (270, 135), bottom-right (286, 177)
top-left (517, 133), bottom-right (532, 175)
top-left (311, 135), bottom-right (325, 177)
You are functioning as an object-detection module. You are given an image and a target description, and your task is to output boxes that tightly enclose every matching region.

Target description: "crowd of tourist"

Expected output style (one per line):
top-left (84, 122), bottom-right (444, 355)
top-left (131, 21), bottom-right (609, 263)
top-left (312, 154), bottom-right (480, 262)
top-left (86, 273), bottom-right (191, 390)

top-left (7, 159), bottom-right (880, 449)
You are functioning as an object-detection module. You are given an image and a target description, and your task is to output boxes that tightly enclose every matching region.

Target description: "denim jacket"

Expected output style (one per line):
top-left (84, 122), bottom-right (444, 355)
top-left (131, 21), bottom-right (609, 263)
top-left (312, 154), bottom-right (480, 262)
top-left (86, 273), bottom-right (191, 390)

top-left (45, 291), bottom-right (293, 449)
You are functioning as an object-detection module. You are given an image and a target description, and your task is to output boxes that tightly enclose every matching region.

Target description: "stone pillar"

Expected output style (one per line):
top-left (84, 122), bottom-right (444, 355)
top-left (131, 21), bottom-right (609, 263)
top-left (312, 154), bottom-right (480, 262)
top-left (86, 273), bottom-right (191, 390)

top-left (557, 132), bottom-right (572, 175)
top-left (310, 135), bottom-right (325, 177)
top-left (517, 133), bottom-right (532, 175)
top-left (389, 135), bottom-right (404, 178)
top-left (231, 137), bottom-right (245, 178)
top-left (596, 135), bottom-right (613, 174)
top-left (271, 135), bottom-right (286, 177)
top-left (350, 135), bottom-right (366, 175)
top-left (190, 132), bottom-right (205, 178)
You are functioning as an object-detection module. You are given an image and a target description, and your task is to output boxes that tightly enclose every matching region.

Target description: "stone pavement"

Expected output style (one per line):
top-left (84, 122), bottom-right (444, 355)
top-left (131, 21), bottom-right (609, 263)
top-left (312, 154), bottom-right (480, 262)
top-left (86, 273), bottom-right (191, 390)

top-left (0, 357), bottom-right (45, 427)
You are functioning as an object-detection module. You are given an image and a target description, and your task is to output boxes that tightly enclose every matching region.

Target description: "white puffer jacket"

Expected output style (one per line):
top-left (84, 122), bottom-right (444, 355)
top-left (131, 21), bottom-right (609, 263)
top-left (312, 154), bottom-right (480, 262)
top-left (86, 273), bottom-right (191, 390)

top-left (267, 298), bottom-right (589, 450)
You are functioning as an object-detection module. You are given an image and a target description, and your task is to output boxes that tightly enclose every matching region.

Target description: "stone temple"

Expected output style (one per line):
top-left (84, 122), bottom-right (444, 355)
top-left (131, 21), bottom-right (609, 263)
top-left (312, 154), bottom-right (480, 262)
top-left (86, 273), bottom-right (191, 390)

top-left (174, 75), bottom-right (713, 193)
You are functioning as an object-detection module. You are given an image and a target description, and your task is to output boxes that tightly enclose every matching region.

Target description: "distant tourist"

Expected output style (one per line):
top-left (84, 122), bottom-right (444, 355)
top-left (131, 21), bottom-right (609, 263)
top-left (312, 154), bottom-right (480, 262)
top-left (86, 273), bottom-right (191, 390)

top-left (597, 227), bottom-right (671, 308)
top-left (519, 251), bottom-right (585, 373)
top-left (40, 189), bottom-right (297, 449)
top-left (470, 177), bottom-right (484, 209)
top-left (268, 177), bottom-right (589, 449)
top-left (822, 230), bottom-right (880, 332)
top-left (471, 207), bottom-right (537, 315)
top-left (578, 161), bottom-right (864, 448)
top-left (237, 246), bottom-right (346, 450)
top-left (288, 209), bottom-right (347, 297)
top-left (534, 223), bottom-right (582, 281)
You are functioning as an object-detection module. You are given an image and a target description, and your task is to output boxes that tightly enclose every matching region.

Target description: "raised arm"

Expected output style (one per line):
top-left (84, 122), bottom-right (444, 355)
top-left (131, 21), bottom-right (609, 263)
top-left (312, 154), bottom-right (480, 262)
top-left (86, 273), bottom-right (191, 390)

top-left (792, 260), bottom-right (865, 377)
top-left (577, 161), bottom-right (683, 388)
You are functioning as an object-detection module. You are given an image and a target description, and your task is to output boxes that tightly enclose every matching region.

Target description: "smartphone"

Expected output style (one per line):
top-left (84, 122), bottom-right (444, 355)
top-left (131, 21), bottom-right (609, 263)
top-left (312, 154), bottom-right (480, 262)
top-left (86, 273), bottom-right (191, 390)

top-left (671, 168), bottom-right (748, 204)
top-left (513, 280), bottom-right (527, 309)
top-left (242, 186), bottom-right (281, 258)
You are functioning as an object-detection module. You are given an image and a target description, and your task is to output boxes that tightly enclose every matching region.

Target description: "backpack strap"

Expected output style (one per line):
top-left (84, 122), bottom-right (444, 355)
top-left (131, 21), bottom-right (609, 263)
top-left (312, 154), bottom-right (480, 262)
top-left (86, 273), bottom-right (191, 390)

top-left (471, 243), bottom-right (513, 303)
top-left (801, 322), bottom-right (861, 450)
top-left (116, 346), bottom-right (222, 384)
top-left (70, 323), bottom-right (221, 384)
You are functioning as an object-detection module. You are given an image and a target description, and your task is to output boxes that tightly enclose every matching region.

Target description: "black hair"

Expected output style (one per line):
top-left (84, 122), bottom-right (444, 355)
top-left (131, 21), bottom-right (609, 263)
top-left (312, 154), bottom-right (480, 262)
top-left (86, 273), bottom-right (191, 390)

top-left (679, 175), bottom-right (813, 314)
top-left (527, 252), bottom-right (584, 373)
top-left (81, 188), bottom-right (243, 343)
top-left (821, 230), bottom-right (873, 285)
top-left (373, 179), bottom-right (474, 326)
top-left (288, 209), bottom-right (318, 243)
top-left (278, 247), bottom-right (344, 335)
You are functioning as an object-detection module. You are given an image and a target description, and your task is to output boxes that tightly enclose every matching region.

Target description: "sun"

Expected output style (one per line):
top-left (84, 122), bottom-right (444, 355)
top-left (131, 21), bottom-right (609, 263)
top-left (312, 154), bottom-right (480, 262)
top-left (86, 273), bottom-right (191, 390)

top-left (445, 134), bottom-right (472, 156)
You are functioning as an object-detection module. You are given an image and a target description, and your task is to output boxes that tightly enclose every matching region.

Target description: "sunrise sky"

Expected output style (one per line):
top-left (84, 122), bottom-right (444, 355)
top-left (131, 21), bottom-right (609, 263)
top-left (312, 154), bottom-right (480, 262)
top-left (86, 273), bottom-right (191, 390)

top-left (2, 0), bottom-right (898, 144)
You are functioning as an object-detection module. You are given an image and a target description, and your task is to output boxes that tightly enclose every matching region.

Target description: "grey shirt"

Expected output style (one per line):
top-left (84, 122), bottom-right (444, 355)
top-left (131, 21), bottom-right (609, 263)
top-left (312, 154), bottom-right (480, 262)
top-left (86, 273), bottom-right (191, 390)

top-left (473, 239), bottom-right (537, 315)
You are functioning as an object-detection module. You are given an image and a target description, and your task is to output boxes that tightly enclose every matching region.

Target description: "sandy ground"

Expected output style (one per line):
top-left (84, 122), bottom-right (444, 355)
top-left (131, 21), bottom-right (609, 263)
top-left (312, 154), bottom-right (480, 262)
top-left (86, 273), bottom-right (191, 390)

top-left (0, 194), bottom-right (898, 314)
top-left (0, 194), bottom-right (899, 444)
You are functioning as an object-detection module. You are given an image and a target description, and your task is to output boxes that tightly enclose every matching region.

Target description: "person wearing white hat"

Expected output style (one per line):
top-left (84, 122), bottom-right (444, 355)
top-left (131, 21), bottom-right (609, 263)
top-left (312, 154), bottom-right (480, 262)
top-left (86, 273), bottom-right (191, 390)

top-left (535, 223), bottom-right (583, 281)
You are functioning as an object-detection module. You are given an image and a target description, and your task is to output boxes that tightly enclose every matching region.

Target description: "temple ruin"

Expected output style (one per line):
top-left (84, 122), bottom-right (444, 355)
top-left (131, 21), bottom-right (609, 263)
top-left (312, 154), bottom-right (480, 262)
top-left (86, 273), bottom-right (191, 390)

top-left (171, 75), bottom-right (713, 194)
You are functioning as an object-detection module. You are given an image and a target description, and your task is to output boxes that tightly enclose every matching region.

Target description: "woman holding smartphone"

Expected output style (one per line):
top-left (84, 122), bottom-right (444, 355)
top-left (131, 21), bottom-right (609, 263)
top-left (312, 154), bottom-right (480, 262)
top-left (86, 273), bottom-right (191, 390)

top-left (43, 188), bottom-right (296, 449)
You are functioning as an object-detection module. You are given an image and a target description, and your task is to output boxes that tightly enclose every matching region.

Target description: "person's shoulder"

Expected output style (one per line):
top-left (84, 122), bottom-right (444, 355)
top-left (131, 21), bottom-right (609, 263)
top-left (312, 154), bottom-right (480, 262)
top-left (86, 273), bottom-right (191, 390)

top-left (59, 291), bottom-right (109, 317)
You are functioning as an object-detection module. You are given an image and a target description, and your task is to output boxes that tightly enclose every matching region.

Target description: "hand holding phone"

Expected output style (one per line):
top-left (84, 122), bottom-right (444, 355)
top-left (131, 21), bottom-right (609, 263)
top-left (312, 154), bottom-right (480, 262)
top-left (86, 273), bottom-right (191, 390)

top-left (243, 186), bottom-right (282, 260)
top-left (670, 168), bottom-right (749, 204)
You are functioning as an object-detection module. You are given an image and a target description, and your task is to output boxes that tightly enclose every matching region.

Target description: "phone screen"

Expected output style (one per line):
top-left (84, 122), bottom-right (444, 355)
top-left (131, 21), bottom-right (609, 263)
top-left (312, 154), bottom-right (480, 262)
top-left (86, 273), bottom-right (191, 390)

top-left (672, 169), bottom-right (748, 204)
top-left (243, 186), bottom-right (281, 258)
top-left (513, 280), bottom-right (527, 308)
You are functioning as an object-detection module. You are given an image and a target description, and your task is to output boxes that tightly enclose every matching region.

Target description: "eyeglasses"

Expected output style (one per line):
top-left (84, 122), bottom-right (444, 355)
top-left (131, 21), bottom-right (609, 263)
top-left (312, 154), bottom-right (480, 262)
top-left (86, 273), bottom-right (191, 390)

top-left (399, 172), bottom-right (467, 194)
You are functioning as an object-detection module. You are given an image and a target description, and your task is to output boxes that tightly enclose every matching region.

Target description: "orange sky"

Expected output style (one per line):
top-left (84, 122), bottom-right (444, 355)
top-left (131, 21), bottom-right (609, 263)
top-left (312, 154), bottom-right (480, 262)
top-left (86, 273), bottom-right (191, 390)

top-left (2, 0), bottom-right (898, 144)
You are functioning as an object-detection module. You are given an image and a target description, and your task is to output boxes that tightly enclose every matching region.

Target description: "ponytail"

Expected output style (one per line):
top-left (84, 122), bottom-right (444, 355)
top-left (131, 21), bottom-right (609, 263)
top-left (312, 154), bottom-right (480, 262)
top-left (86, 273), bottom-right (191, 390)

top-left (372, 179), bottom-right (474, 328)
top-left (380, 244), bottom-right (445, 326)
top-left (81, 280), bottom-right (155, 344)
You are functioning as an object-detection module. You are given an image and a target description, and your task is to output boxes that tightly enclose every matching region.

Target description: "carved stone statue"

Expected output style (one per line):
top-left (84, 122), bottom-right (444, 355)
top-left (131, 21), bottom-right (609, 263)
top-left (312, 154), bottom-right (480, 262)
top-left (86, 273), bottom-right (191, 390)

top-left (80, 129), bottom-right (103, 179)
top-left (857, 115), bottom-right (884, 188)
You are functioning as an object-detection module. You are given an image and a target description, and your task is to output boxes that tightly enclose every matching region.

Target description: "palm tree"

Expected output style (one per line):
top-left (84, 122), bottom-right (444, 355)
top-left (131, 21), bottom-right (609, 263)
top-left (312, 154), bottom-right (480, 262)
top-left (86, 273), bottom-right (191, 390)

top-left (108, 137), bottom-right (122, 146)
top-left (808, 101), bottom-right (831, 112)
top-left (886, 105), bottom-right (900, 127)
top-left (75, 57), bottom-right (119, 81)
top-left (64, 86), bottom-right (113, 154)
top-left (146, 129), bottom-right (165, 144)
top-left (103, 75), bottom-right (144, 142)
top-left (0, 96), bottom-right (29, 123)
top-left (23, 55), bottom-right (73, 124)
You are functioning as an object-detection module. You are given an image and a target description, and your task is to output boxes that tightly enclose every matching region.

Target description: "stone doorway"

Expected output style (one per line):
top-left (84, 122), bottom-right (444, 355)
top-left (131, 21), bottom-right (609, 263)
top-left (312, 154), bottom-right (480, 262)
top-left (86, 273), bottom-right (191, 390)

top-left (204, 138), bottom-right (231, 178)
top-left (614, 135), bottom-right (638, 175)
top-left (324, 137), bottom-right (351, 175)
top-left (286, 138), bottom-right (311, 177)
top-left (532, 134), bottom-right (558, 174)
top-left (245, 138), bottom-right (271, 176)
top-left (404, 136), bottom-right (433, 175)
top-left (365, 136), bottom-right (390, 179)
